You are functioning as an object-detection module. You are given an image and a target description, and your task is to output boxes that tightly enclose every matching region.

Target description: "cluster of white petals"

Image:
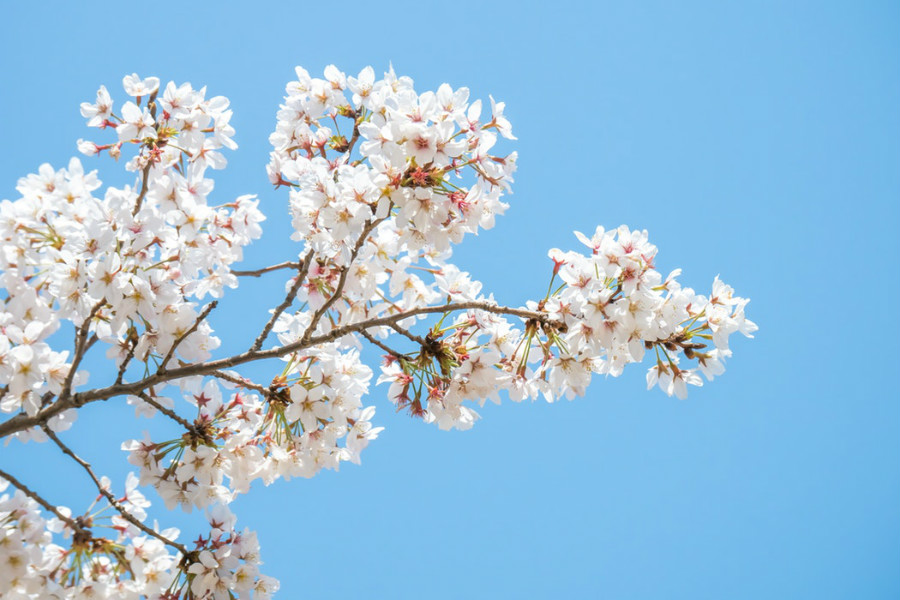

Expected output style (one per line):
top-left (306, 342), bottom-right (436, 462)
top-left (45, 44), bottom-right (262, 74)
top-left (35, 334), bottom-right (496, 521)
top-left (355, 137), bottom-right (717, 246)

top-left (0, 65), bottom-right (755, 597)
top-left (1, 74), bottom-right (263, 438)
top-left (0, 476), bottom-right (273, 599)
top-left (268, 65), bottom-right (516, 265)
top-left (374, 225), bottom-right (757, 430)
top-left (123, 353), bottom-right (380, 511)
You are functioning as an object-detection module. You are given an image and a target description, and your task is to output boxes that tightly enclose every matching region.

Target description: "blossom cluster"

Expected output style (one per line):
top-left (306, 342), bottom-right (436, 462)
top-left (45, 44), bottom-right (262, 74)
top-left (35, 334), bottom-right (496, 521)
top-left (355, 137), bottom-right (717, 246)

top-left (374, 225), bottom-right (757, 430)
top-left (0, 74), bottom-right (264, 434)
top-left (0, 477), bottom-right (275, 599)
top-left (267, 65), bottom-right (516, 265)
top-left (123, 350), bottom-right (380, 512)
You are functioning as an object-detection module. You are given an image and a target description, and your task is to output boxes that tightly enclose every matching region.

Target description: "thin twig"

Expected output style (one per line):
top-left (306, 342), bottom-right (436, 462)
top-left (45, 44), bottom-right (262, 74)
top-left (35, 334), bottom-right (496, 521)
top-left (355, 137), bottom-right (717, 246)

top-left (158, 301), bottom-right (218, 372)
top-left (231, 261), bottom-right (302, 278)
top-left (388, 322), bottom-right (430, 348)
top-left (41, 425), bottom-right (188, 556)
top-left (251, 251), bottom-right (312, 352)
top-left (136, 391), bottom-right (194, 431)
top-left (0, 467), bottom-right (86, 535)
top-left (115, 337), bottom-right (138, 386)
top-left (210, 370), bottom-right (270, 397)
top-left (358, 329), bottom-right (405, 359)
top-left (59, 300), bottom-right (106, 405)
top-left (344, 111), bottom-right (363, 157)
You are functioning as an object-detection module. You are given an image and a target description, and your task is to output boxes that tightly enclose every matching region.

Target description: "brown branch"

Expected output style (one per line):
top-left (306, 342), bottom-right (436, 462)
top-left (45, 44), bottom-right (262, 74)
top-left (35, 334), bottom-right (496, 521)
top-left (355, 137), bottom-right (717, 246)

top-left (0, 467), bottom-right (86, 536)
top-left (0, 301), bottom-right (554, 439)
top-left (158, 300), bottom-right (218, 372)
top-left (344, 110), bottom-right (363, 158)
top-left (136, 391), bottom-right (194, 431)
top-left (251, 251), bottom-right (312, 351)
top-left (231, 261), bottom-right (302, 278)
top-left (210, 370), bottom-right (270, 397)
top-left (387, 322), bottom-right (430, 349)
top-left (358, 329), bottom-right (405, 359)
top-left (59, 300), bottom-right (106, 405)
top-left (40, 425), bottom-right (188, 556)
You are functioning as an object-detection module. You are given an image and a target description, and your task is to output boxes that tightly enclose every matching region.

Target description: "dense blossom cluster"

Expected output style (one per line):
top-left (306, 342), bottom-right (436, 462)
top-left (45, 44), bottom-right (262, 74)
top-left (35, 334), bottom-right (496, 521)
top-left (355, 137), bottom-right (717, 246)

top-left (0, 66), bottom-right (755, 597)
top-left (0, 74), bottom-right (263, 433)
top-left (268, 65), bottom-right (516, 265)
top-left (372, 225), bottom-right (757, 431)
top-left (123, 351), bottom-right (379, 510)
top-left (0, 478), bottom-right (275, 599)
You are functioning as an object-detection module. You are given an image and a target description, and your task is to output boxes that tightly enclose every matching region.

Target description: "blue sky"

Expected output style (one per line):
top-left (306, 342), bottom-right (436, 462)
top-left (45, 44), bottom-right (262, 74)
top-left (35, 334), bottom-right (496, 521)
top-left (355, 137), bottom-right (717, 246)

top-left (1, 1), bottom-right (898, 598)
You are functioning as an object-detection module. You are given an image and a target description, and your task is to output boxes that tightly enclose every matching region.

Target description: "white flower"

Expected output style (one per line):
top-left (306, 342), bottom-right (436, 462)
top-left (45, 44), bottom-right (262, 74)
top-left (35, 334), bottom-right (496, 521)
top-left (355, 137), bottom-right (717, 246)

top-left (122, 73), bottom-right (160, 97)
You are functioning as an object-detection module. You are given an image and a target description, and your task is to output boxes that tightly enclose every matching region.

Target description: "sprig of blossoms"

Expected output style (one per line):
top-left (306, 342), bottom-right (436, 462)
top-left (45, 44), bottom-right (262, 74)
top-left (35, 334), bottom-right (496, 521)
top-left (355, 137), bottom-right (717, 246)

top-left (0, 75), bottom-right (264, 437)
top-left (372, 227), bottom-right (757, 430)
top-left (123, 353), bottom-right (381, 511)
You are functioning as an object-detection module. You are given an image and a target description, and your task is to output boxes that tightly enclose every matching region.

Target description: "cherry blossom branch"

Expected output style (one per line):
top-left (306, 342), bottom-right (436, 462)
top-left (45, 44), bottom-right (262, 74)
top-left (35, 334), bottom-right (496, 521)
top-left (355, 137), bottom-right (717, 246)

top-left (0, 301), bottom-right (554, 439)
top-left (344, 110), bottom-right (362, 157)
top-left (0, 467), bottom-right (87, 536)
top-left (40, 425), bottom-right (188, 556)
top-left (251, 251), bottom-right (312, 352)
top-left (230, 261), bottom-right (303, 278)
top-left (158, 300), bottom-right (218, 372)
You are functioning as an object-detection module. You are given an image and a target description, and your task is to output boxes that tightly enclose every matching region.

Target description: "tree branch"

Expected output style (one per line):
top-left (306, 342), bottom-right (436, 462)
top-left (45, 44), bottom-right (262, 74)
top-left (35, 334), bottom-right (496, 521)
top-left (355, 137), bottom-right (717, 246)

top-left (136, 391), bottom-right (194, 431)
top-left (211, 370), bottom-right (271, 397)
top-left (298, 213), bottom-right (386, 347)
top-left (358, 329), bottom-right (405, 359)
top-left (0, 301), bottom-right (554, 439)
top-left (40, 425), bottom-right (188, 556)
top-left (0, 467), bottom-right (86, 536)
top-left (387, 322), bottom-right (430, 349)
top-left (115, 335), bottom-right (138, 386)
top-left (344, 110), bottom-right (363, 158)
top-left (132, 90), bottom-right (159, 216)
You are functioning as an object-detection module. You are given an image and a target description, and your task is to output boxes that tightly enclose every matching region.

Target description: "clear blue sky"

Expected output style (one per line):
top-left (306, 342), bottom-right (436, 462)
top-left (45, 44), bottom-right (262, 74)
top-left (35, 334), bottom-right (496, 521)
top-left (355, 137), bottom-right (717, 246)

top-left (2, 2), bottom-right (898, 598)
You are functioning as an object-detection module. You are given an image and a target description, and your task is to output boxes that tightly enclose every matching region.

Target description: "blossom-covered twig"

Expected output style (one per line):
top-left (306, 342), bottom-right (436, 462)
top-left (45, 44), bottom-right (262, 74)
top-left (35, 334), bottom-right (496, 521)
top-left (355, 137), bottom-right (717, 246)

top-left (358, 329), bottom-right (405, 359)
top-left (59, 300), bottom-right (106, 404)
